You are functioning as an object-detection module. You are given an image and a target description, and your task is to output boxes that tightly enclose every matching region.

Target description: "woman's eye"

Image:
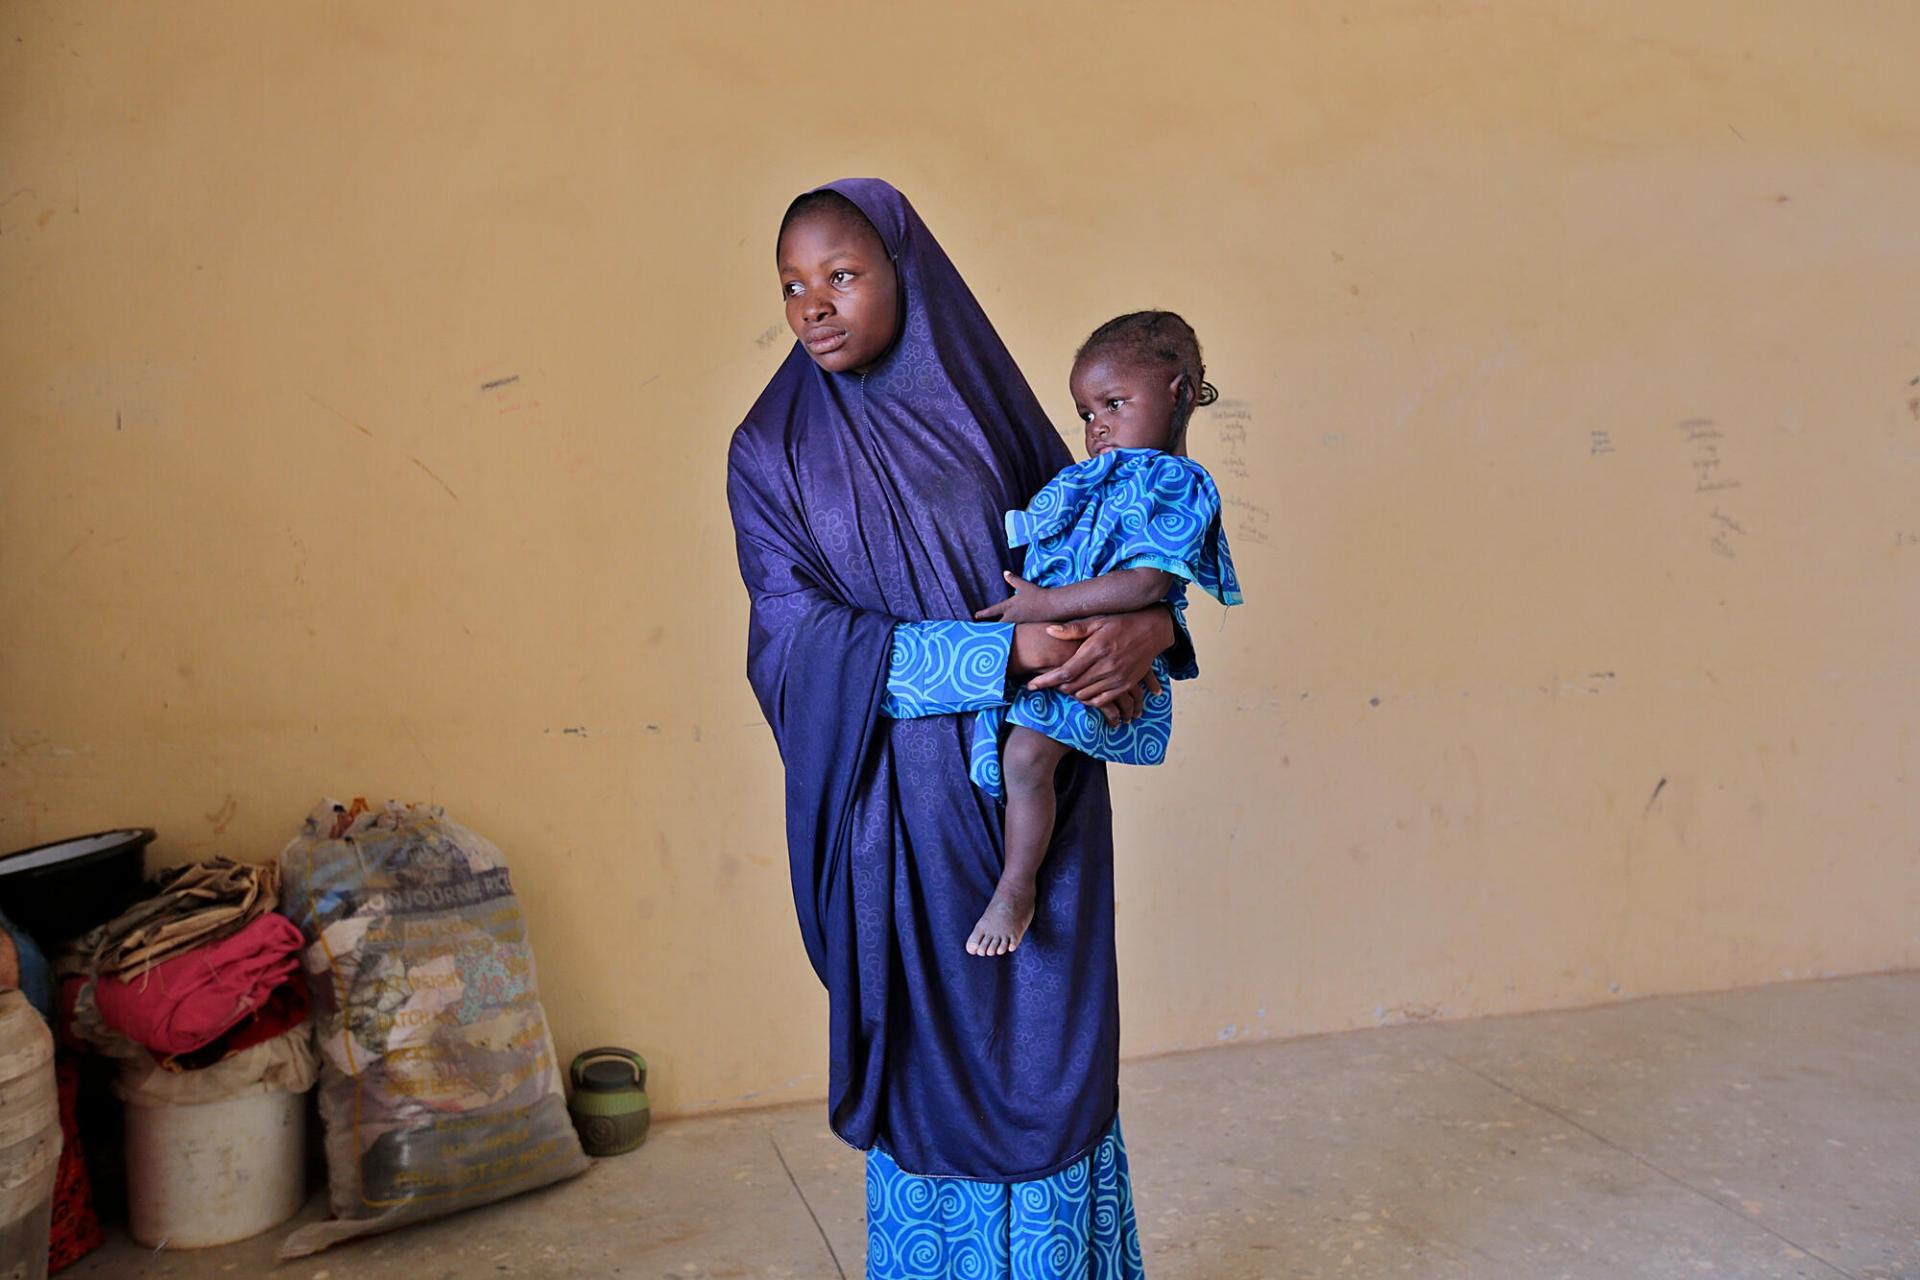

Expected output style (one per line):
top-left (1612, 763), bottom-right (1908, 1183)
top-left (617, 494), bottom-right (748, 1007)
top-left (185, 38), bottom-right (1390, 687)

top-left (783, 281), bottom-right (802, 297)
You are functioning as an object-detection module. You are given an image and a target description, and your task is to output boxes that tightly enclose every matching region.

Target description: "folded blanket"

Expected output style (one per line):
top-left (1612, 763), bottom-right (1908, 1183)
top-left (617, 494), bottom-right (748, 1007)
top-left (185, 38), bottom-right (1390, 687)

top-left (93, 912), bottom-right (303, 1055)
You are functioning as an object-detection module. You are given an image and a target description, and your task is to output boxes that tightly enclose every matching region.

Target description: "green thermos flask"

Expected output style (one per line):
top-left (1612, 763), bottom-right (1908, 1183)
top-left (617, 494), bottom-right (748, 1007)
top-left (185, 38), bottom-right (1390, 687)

top-left (567, 1047), bottom-right (651, 1156)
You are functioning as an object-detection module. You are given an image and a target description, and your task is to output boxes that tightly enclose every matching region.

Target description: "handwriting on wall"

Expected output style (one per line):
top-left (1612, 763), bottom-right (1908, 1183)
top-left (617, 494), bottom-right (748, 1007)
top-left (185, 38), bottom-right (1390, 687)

top-left (1225, 496), bottom-right (1273, 545)
top-left (475, 362), bottom-right (541, 425)
top-left (1210, 399), bottom-right (1252, 482)
top-left (1677, 418), bottom-right (1747, 560)
top-left (1207, 400), bottom-right (1269, 545)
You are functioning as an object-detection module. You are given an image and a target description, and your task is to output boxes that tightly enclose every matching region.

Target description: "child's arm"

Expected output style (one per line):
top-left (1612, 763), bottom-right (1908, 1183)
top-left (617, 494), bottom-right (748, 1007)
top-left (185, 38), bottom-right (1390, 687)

top-left (975, 567), bottom-right (1173, 624)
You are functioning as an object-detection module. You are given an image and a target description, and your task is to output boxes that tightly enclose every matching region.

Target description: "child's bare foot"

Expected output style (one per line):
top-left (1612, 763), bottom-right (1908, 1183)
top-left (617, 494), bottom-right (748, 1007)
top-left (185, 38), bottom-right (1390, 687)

top-left (966, 881), bottom-right (1035, 956)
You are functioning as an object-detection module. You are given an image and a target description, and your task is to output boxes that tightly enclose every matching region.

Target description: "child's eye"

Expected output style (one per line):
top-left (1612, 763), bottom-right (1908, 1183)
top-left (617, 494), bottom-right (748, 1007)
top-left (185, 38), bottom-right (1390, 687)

top-left (830, 270), bottom-right (854, 285)
top-left (1106, 398), bottom-right (1126, 411)
top-left (783, 281), bottom-right (803, 297)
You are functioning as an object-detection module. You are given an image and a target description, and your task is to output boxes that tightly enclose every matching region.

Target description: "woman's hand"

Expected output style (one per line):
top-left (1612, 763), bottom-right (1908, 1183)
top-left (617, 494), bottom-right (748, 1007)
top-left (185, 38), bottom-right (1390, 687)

top-left (1009, 622), bottom-right (1081, 677)
top-left (1014, 623), bottom-right (1149, 727)
top-left (1026, 608), bottom-right (1174, 723)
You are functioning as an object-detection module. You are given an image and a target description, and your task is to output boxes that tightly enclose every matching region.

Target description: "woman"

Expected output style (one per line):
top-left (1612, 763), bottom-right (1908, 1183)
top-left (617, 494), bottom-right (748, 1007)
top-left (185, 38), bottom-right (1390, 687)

top-left (727, 178), bottom-right (1186, 1277)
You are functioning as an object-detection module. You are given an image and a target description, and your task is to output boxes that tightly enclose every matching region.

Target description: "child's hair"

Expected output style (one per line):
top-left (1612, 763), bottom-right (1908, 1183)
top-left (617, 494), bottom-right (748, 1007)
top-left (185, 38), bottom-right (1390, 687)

top-left (1074, 311), bottom-right (1219, 439)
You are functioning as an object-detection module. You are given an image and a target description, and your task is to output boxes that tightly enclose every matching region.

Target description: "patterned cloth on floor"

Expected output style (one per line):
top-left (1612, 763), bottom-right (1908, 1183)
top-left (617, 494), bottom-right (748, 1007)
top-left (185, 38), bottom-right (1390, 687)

top-left (865, 1116), bottom-right (1145, 1279)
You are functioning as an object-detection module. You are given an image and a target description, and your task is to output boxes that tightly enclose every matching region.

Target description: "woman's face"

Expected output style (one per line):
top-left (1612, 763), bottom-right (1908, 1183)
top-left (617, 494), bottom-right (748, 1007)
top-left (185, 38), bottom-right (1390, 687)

top-left (778, 209), bottom-right (900, 375)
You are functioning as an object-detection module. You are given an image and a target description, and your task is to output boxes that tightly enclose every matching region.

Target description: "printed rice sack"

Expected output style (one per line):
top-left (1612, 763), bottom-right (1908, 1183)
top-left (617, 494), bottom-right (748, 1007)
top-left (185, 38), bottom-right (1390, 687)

top-left (277, 799), bottom-right (588, 1258)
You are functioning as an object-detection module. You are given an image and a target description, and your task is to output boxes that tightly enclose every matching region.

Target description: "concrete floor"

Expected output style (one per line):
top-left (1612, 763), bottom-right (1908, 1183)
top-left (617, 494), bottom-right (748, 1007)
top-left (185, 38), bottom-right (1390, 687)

top-left (69, 971), bottom-right (1918, 1279)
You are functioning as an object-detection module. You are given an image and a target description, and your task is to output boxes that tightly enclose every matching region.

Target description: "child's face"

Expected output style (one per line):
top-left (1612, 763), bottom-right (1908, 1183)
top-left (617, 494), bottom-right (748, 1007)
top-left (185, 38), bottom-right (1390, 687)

top-left (1070, 355), bottom-right (1184, 458)
top-left (777, 210), bottom-right (900, 375)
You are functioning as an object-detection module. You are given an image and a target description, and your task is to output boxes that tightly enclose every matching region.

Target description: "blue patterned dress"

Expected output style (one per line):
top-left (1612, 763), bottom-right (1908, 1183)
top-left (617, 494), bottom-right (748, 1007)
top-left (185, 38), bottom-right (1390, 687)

top-left (970, 447), bottom-right (1241, 798)
top-left (865, 1116), bottom-right (1144, 1279)
top-left (877, 630), bottom-right (1160, 1278)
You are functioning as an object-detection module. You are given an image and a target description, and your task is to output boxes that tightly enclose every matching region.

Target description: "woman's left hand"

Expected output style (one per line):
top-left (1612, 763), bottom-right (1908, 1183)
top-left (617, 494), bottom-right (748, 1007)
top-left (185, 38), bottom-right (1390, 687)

top-left (1026, 608), bottom-right (1174, 719)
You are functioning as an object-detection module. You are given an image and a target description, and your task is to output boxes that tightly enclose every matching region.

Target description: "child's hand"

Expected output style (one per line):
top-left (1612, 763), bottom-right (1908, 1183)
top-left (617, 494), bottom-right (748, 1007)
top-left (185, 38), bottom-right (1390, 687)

top-left (975, 572), bottom-right (1053, 623)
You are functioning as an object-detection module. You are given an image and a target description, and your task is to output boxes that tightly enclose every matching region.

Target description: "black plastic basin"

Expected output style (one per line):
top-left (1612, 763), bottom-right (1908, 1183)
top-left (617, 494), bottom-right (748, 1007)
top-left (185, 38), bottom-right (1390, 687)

top-left (0, 828), bottom-right (155, 948)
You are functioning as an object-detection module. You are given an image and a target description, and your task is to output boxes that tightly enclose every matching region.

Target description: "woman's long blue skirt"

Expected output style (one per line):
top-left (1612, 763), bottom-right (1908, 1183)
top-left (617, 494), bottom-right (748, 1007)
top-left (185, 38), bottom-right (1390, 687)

top-left (864, 1116), bottom-right (1146, 1278)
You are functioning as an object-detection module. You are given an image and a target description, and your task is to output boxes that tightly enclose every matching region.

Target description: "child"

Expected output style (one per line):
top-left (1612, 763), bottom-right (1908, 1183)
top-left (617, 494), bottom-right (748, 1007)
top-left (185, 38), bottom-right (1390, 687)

top-left (966, 311), bottom-right (1243, 956)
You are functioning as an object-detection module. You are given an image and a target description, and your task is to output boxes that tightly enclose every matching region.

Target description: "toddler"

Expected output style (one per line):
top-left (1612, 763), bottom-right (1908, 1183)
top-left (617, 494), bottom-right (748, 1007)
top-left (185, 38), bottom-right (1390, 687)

top-left (966, 311), bottom-right (1242, 955)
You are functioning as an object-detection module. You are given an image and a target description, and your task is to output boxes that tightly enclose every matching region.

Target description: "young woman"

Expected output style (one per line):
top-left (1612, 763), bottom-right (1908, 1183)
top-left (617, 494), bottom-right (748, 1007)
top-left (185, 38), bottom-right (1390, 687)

top-left (728, 179), bottom-right (1186, 1275)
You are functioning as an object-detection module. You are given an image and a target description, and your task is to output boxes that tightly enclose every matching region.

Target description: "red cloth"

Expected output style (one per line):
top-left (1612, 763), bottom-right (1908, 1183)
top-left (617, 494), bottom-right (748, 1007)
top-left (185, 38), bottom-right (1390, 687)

top-left (163, 977), bottom-right (310, 1071)
top-left (49, 1056), bottom-right (103, 1274)
top-left (92, 913), bottom-right (303, 1056)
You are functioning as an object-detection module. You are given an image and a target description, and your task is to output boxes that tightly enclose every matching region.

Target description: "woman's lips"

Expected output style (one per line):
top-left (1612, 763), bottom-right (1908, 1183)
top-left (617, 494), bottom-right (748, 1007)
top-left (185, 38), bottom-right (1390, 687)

top-left (805, 330), bottom-right (848, 355)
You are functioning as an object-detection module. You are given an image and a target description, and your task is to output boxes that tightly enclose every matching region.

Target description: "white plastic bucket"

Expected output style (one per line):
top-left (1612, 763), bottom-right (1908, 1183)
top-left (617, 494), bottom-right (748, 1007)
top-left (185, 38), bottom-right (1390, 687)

top-left (125, 1088), bottom-right (306, 1248)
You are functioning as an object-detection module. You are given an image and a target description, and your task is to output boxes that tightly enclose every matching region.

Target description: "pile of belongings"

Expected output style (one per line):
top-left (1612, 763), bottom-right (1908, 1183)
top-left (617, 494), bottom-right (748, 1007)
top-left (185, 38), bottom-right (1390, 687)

top-left (60, 858), bottom-right (317, 1104)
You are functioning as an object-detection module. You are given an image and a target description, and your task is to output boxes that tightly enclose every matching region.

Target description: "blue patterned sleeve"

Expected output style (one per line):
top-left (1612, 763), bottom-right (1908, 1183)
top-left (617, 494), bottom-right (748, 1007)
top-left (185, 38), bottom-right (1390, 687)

top-left (1110, 455), bottom-right (1244, 607)
top-left (881, 620), bottom-right (1014, 719)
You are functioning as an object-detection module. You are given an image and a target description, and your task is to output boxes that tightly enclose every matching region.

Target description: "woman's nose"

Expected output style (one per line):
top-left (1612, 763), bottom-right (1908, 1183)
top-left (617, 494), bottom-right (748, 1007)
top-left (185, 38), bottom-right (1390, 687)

top-left (802, 294), bottom-right (833, 323)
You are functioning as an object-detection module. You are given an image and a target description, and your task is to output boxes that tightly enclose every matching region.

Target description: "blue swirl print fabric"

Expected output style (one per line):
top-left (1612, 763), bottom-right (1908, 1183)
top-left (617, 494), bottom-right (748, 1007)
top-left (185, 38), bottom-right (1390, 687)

top-left (881, 620), bottom-right (1015, 719)
top-left (866, 1116), bottom-right (1146, 1280)
top-left (881, 604), bottom-right (1201, 799)
top-left (1006, 449), bottom-right (1240, 609)
top-left (882, 620), bottom-right (1018, 795)
top-left (964, 449), bottom-right (1240, 797)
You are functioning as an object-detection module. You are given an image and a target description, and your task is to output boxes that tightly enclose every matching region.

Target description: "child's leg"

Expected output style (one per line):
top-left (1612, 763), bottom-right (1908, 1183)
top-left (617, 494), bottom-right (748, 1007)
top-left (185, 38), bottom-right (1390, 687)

top-left (967, 725), bottom-right (1073, 957)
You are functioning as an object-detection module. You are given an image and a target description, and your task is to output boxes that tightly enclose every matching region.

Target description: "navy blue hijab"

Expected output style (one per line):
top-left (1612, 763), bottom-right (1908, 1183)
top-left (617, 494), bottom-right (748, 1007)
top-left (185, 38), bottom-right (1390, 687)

top-left (726, 179), bottom-right (1123, 1179)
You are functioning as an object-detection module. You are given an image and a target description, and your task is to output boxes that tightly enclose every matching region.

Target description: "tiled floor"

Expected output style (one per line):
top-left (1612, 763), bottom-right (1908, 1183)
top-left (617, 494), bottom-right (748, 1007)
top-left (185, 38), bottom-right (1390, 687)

top-left (71, 971), bottom-right (1919, 1278)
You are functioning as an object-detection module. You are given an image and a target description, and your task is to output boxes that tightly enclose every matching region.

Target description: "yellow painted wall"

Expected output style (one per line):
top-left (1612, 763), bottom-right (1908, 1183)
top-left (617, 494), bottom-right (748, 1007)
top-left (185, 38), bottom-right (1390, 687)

top-left (4, 2), bottom-right (1916, 1117)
